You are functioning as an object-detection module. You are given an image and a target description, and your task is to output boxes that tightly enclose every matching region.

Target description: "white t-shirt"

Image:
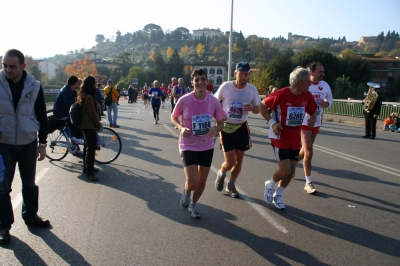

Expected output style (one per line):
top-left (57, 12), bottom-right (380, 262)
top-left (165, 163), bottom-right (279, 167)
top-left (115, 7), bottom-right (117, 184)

top-left (214, 81), bottom-right (261, 124)
top-left (302, 80), bottom-right (333, 127)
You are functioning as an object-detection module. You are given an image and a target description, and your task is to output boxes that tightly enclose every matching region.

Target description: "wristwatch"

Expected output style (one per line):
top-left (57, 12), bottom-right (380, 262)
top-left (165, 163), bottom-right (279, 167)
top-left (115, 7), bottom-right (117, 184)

top-left (39, 143), bottom-right (47, 147)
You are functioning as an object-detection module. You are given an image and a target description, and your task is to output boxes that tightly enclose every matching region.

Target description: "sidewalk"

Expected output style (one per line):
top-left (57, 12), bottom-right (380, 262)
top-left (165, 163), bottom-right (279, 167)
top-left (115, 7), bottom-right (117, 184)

top-left (323, 114), bottom-right (384, 130)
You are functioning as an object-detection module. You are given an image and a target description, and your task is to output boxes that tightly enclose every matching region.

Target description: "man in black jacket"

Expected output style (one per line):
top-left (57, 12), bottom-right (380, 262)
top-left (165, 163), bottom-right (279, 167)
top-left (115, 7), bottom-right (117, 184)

top-left (362, 84), bottom-right (383, 139)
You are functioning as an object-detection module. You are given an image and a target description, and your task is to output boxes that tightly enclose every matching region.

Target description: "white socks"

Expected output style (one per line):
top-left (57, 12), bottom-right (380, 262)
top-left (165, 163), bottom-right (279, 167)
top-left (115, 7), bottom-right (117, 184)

top-left (305, 176), bottom-right (312, 184)
top-left (274, 186), bottom-right (285, 196)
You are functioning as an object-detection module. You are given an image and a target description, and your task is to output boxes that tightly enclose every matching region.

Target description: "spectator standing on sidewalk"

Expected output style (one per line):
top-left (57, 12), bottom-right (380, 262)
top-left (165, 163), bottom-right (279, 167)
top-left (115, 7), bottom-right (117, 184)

top-left (96, 83), bottom-right (104, 116)
top-left (362, 84), bottom-right (382, 139)
top-left (103, 79), bottom-right (120, 128)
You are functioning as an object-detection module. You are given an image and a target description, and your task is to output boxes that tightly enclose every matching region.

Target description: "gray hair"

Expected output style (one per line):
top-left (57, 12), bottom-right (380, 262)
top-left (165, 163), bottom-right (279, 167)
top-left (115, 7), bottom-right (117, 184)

top-left (289, 67), bottom-right (310, 86)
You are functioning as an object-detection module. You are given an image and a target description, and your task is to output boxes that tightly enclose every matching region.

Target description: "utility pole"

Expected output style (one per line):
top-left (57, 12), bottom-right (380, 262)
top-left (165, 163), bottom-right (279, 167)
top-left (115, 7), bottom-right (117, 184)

top-left (228, 0), bottom-right (234, 81)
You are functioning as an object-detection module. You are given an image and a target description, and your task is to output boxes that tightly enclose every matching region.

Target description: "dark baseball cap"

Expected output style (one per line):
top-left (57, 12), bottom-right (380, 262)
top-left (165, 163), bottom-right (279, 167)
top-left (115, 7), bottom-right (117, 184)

top-left (236, 62), bottom-right (250, 72)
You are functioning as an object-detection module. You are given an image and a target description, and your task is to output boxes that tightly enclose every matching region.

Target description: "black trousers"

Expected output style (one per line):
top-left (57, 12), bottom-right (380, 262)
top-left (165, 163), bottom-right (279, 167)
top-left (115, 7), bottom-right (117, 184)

top-left (82, 129), bottom-right (97, 175)
top-left (170, 98), bottom-right (175, 113)
top-left (152, 104), bottom-right (160, 119)
top-left (364, 112), bottom-right (377, 138)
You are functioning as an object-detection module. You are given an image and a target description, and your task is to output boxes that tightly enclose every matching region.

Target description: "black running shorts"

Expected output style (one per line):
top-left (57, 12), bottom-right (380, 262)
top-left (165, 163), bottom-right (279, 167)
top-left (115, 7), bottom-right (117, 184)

top-left (220, 123), bottom-right (250, 152)
top-left (180, 149), bottom-right (214, 167)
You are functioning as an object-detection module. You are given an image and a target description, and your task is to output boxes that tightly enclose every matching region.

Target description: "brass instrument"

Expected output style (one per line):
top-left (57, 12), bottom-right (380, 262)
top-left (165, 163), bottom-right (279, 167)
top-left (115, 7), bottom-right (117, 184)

top-left (364, 82), bottom-right (380, 113)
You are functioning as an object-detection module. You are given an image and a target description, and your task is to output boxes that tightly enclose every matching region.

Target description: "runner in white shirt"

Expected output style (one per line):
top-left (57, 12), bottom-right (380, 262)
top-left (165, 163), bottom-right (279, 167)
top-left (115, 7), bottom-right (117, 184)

top-left (213, 62), bottom-right (261, 198)
top-left (299, 62), bottom-right (333, 194)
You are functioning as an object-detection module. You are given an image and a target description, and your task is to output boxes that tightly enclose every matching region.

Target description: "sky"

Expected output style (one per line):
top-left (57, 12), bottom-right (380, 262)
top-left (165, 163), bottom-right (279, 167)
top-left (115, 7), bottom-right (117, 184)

top-left (2, 0), bottom-right (399, 59)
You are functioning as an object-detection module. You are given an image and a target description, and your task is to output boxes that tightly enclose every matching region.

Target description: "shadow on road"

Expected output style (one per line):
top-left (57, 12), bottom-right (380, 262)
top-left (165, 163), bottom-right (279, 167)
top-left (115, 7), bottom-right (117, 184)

top-left (94, 166), bottom-right (328, 265)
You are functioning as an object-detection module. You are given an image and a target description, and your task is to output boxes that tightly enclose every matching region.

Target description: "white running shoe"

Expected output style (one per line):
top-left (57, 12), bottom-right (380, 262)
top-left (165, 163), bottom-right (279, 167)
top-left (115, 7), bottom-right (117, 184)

top-left (180, 190), bottom-right (190, 209)
top-left (273, 195), bottom-right (285, 210)
top-left (304, 182), bottom-right (317, 194)
top-left (264, 181), bottom-right (275, 204)
top-left (188, 203), bottom-right (201, 218)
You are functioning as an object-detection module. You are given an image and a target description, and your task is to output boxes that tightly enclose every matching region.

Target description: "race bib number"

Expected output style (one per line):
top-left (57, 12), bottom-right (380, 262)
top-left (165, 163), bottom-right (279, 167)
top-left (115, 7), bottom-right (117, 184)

top-left (192, 115), bottom-right (212, 136)
top-left (228, 101), bottom-right (244, 120)
top-left (286, 107), bottom-right (305, 126)
top-left (152, 92), bottom-right (158, 96)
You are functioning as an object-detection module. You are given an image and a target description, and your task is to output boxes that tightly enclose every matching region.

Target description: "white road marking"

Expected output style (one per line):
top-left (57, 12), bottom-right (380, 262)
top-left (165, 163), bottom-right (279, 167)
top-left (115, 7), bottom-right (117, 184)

top-left (12, 168), bottom-right (50, 211)
top-left (250, 125), bottom-right (400, 177)
top-left (165, 123), bottom-right (289, 233)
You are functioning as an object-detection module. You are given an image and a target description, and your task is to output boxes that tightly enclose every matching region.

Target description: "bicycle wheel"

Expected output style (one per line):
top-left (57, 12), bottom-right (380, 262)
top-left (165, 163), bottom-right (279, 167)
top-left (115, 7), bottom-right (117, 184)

top-left (94, 127), bottom-right (122, 164)
top-left (46, 130), bottom-right (69, 161)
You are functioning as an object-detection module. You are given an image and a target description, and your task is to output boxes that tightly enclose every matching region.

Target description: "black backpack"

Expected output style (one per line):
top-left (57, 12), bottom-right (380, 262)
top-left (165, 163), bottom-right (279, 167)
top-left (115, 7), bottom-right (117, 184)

top-left (69, 101), bottom-right (82, 127)
top-left (104, 87), bottom-right (113, 106)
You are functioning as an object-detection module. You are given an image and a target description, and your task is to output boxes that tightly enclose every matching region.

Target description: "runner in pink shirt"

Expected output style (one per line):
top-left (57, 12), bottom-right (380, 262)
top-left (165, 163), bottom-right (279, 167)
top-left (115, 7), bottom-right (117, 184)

top-left (171, 69), bottom-right (225, 218)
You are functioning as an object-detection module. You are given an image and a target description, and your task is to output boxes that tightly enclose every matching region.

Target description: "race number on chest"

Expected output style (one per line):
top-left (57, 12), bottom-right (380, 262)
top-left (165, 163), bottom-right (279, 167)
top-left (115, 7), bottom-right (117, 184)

top-left (192, 115), bottom-right (212, 136)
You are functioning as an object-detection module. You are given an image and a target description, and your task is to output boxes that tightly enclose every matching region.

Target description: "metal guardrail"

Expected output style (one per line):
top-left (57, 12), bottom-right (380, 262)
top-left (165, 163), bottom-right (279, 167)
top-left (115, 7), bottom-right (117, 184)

top-left (47, 93), bottom-right (399, 120)
top-left (324, 100), bottom-right (400, 120)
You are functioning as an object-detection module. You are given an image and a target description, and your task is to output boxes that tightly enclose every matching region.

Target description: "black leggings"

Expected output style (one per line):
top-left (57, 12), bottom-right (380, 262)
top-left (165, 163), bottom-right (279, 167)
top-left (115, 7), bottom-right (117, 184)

top-left (82, 129), bottom-right (97, 175)
top-left (152, 104), bottom-right (161, 119)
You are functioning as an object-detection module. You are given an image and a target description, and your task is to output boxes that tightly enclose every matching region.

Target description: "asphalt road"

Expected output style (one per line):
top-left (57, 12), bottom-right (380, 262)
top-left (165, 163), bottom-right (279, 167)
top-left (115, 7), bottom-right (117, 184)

top-left (2, 99), bottom-right (400, 265)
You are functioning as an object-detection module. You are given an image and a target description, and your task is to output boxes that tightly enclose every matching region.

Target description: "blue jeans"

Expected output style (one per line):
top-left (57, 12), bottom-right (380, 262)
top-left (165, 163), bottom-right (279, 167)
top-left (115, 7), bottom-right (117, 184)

top-left (107, 102), bottom-right (118, 126)
top-left (0, 140), bottom-right (39, 230)
top-left (389, 124), bottom-right (400, 132)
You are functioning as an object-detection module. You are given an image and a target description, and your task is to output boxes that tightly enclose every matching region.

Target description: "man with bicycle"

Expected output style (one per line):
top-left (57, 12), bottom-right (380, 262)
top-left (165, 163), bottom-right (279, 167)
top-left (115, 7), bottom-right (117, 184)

top-left (53, 75), bottom-right (84, 156)
top-left (0, 49), bottom-right (51, 245)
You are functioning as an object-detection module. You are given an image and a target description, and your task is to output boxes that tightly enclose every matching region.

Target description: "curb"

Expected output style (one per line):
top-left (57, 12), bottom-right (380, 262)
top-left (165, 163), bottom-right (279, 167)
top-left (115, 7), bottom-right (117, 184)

top-left (323, 117), bottom-right (384, 130)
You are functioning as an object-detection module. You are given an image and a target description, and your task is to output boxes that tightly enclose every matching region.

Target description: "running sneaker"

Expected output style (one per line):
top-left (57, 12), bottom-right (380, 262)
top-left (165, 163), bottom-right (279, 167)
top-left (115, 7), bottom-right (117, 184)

top-left (180, 190), bottom-right (190, 209)
top-left (188, 203), bottom-right (201, 218)
top-left (154, 120), bottom-right (158, 124)
top-left (226, 182), bottom-right (239, 198)
top-left (264, 181), bottom-right (275, 204)
top-left (273, 195), bottom-right (285, 210)
top-left (215, 170), bottom-right (226, 191)
top-left (304, 182), bottom-right (317, 194)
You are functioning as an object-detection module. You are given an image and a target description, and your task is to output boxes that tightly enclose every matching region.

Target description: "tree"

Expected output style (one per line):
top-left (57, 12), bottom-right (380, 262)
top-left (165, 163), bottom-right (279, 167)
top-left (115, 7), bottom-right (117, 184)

top-left (180, 45), bottom-right (190, 60)
top-left (150, 48), bottom-right (166, 81)
top-left (116, 52), bottom-right (132, 77)
top-left (95, 34), bottom-right (105, 43)
top-left (170, 30), bottom-right (182, 40)
top-left (115, 30), bottom-right (122, 43)
top-left (24, 55), bottom-right (38, 72)
top-left (30, 66), bottom-right (48, 85)
top-left (166, 49), bottom-right (184, 79)
top-left (166, 46), bottom-right (174, 60)
top-left (292, 48), bottom-right (339, 87)
top-left (118, 66), bottom-right (148, 89)
top-left (143, 23), bottom-right (161, 33)
top-left (249, 64), bottom-right (271, 95)
top-left (264, 52), bottom-right (295, 89)
top-left (195, 43), bottom-right (205, 58)
top-left (64, 59), bottom-right (99, 79)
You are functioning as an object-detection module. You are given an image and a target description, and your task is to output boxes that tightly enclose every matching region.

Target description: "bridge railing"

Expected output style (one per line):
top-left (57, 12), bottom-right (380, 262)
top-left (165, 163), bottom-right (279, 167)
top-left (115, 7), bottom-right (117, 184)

top-left (324, 100), bottom-right (400, 120)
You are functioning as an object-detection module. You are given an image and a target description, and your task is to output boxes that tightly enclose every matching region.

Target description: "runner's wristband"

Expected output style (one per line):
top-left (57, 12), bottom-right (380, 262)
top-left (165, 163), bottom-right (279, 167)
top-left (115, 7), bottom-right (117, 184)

top-left (268, 118), bottom-right (277, 126)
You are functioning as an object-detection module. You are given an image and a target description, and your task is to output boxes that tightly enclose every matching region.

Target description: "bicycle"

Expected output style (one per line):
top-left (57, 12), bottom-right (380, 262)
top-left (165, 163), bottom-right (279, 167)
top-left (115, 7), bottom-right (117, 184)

top-left (46, 120), bottom-right (122, 164)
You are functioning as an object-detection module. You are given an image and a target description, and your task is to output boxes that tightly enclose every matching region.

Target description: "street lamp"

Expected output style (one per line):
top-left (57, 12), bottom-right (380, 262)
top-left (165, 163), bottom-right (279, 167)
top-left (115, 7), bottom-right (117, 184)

top-left (228, 0), bottom-right (233, 81)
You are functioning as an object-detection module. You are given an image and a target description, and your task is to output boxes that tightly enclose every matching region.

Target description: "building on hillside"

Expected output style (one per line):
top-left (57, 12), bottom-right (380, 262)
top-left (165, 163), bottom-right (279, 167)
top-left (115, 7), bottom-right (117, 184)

top-left (184, 61), bottom-right (227, 89)
top-left (83, 51), bottom-right (120, 70)
top-left (38, 60), bottom-right (56, 79)
top-left (361, 54), bottom-right (400, 101)
top-left (192, 28), bottom-right (223, 39)
top-left (359, 36), bottom-right (377, 43)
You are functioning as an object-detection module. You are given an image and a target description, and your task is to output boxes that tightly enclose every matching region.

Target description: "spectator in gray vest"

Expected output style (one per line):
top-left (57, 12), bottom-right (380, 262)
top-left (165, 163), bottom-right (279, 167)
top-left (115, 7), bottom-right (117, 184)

top-left (0, 49), bottom-right (51, 246)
